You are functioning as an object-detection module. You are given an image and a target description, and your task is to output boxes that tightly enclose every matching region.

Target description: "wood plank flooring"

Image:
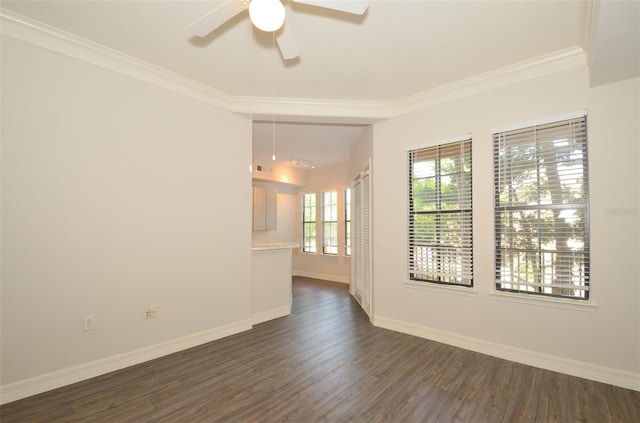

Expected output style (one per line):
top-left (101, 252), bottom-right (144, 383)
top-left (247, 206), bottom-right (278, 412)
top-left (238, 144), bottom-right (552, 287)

top-left (2, 276), bottom-right (639, 422)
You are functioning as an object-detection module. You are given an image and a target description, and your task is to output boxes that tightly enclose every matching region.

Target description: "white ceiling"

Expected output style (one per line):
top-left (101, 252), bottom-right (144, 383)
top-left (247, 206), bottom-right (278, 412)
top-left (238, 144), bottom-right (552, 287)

top-left (253, 120), bottom-right (365, 168)
top-left (1, 0), bottom-right (587, 100)
top-left (1, 0), bottom-right (637, 168)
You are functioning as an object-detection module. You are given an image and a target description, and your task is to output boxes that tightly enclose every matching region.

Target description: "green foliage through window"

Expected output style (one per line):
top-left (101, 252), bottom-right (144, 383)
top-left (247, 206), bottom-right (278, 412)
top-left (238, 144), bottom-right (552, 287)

top-left (493, 115), bottom-right (589, 299)
top-left (408, 139), bottom-right (473, 286)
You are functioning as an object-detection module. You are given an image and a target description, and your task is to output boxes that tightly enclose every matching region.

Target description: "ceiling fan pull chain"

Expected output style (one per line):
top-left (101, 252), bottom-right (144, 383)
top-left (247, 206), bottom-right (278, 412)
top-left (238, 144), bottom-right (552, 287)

top-left (272, 31), bottom-right (277, 161)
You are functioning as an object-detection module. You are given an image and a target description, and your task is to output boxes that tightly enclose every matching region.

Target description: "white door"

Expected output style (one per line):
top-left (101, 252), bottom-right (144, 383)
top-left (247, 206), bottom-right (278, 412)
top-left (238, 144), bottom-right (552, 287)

top-left (351, 167), bottom-right (371, 318)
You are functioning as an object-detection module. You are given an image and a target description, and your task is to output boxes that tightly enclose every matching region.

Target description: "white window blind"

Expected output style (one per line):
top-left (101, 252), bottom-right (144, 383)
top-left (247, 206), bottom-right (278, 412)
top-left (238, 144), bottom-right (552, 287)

top-left (493, 114), bottom-right (589, 299)
top-left (408, 139), bottom-right (473, 286)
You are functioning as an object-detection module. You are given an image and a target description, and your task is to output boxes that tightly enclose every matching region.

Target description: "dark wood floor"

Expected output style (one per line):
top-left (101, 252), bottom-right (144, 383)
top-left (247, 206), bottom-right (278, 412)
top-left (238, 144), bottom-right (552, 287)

top-left (2, 276), bottom-right (639, 422)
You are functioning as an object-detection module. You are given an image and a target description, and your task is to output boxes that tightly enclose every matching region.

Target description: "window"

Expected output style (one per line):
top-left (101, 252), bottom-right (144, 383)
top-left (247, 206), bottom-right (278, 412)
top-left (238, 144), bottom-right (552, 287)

top-left (493, 114), bottom-right (589, 299)
top-left (345, 188), bottom-right (351, 256)
top-left (408, 138), bottom-right (473, 286)
top-left (302, 189), bottom-right (351, 257)
top-left (322, 190), bottom-right (338, 255)
top-left (302, 193), bottom-right (316, 253)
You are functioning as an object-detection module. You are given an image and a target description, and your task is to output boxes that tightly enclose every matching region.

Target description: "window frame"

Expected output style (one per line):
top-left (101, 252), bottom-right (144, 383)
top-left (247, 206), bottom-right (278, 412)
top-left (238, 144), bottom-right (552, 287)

top-left (492, 112), bottom-right (590, 301)
top-left (301, 192), bottom-right (317, 253)
top-left (321, 190), bottom-right (338, 255)
top-left (407, 136), bottom-right (473, 288)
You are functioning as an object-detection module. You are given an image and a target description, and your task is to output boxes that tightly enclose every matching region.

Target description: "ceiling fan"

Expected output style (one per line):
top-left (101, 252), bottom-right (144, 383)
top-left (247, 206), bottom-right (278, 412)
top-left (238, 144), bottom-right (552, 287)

top-left (188, 0), bottom-right (369, 60)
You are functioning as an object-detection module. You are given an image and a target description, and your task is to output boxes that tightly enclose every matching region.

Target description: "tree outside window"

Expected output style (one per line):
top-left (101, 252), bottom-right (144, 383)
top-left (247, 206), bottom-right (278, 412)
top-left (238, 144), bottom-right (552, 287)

top-left (493, 115), bottom-right (589, 299)
top-left (409, 139), bottom-right (473, 286)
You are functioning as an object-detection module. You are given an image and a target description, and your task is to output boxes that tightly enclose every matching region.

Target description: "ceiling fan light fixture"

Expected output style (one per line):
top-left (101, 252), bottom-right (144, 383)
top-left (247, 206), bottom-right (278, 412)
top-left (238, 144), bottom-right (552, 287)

top-left (249, 0), bottom-right (286, 32)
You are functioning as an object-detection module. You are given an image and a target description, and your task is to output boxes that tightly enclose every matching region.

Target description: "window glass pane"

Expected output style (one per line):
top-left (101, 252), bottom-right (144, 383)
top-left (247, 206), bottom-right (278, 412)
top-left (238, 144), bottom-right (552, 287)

top-left (322, 190), bottom-right (338, 255)
top-left (412, 177), bottom-right (437, 211)
top-left (409, 138), bottom-right (473, 287)
top-left (494, 115), bottom-right (589, 299)
top-left (302, 193), bottom-right (316, 253)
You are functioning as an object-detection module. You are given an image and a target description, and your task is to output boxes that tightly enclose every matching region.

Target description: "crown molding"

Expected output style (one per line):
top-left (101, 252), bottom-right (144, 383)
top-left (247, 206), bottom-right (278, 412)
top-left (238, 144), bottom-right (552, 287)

top-left (394, 46), bottom-right (587, 116)
top-left (1, 8), bottom-right (587, 124)
top-left (0, 9), bottom-right (392, 123)
top-left (231, 95), bottom-right (393, 123)
top-left (0, 9), bottom-right (234, 110)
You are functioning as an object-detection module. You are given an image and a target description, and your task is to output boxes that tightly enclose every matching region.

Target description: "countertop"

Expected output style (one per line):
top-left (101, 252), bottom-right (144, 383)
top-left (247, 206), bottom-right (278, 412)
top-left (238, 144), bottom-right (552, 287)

top-left (252, 242), bottom-right (300, 251)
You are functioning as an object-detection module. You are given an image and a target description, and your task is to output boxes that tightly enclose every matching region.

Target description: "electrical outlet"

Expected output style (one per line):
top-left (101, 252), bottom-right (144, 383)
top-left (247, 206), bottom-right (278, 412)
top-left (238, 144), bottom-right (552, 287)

top-left (83, 316), bottom-right (95, 331)
top-left (144, 305), bottom-right (158, 319)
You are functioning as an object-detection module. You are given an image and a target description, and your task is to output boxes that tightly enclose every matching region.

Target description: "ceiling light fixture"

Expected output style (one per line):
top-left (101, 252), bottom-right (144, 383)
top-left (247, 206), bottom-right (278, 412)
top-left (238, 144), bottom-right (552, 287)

top-left (289, 159), bottom-right (315, 169)
top-left (249, 0), bottom-right (286, 32)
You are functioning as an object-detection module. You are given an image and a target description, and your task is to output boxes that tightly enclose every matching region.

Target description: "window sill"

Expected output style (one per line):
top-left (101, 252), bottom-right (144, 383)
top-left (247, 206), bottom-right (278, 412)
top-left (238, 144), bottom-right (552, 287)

top-left (489, 291), bottom-right (598, 312)
top-left (404, 281), bottom-right (478, 297)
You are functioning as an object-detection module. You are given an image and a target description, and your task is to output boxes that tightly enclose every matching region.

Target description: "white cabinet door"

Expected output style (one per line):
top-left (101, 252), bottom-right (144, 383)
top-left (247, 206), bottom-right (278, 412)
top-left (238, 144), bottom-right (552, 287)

top-left (253, 187), bottom-right (266, 230)
top-left (253, 187), bottom-right (277, 231)
top-left (266, 188), bottom-right (277, 230)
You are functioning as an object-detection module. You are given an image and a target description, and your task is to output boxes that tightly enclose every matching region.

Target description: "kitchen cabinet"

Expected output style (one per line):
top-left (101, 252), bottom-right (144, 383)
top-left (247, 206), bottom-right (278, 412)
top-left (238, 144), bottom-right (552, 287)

top-left (253, 187), bottom-right (277, 230)
top-left (251, 243), bottom-right (298, 323)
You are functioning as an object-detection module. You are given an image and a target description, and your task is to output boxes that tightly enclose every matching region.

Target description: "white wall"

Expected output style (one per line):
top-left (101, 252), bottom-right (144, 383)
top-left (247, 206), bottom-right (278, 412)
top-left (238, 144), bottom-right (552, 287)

top-left (251, 162), bottom-right (308, 187)
top-left (350, 125), bottom-right (373, 179)
top-left (0, 37), bottom-right (252, 395)
top-left (293, 162), bottom-right (352, 283)
top-left (372, 68), bottom-right (640, 389)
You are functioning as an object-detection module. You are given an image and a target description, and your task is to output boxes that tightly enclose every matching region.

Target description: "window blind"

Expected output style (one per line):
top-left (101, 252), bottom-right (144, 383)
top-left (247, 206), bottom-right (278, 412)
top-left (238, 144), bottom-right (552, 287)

top-left (408, 139), bottom-right (473, 286)
top-left (493, 115), bottom-right (589, 299)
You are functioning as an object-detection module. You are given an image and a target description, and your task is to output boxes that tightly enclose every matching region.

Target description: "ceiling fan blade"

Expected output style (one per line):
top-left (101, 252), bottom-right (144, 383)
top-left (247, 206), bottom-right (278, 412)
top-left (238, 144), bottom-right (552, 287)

top-left (292, 0), bottom-right (368, 15)
top-left (276, 20), bottom-right (299, 60)
top-left (188, 0), bottom-right (249, 37)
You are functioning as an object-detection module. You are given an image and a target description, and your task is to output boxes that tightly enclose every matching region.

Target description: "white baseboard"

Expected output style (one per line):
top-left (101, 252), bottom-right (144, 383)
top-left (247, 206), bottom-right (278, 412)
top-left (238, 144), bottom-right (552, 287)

top-left (293, 270), bottom-right (350, 284)
top-left (251, 306), bottom-right (291, 325)
top-left (373, 315), bottom-right (640, 392)
top-left (6, 314), bottom-right (636, 406)
top-left (0, 319), bottom-right (253, 405)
